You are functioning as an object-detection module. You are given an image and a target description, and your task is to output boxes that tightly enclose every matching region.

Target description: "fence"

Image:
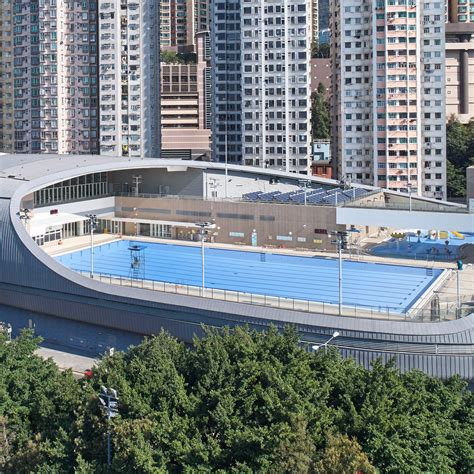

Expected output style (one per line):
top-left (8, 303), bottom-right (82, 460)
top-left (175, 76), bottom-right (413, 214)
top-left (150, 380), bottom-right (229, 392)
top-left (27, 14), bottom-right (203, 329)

top-left (73, 269), bottom-right (470, 323)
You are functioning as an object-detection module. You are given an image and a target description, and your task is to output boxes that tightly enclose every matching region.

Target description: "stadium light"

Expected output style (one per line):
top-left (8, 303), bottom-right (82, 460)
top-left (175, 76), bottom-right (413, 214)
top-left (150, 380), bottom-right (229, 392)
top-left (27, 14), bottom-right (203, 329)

top-left (17, 208), bottom-right (31, 226)
top-left (328, 231), bottom-right (348, 315)
top-left (312, 331), bottom-right (340, 353)
top-left (86, 214), bottom-right (98, 278)
top-left (196, 222), bottom-right (213, 296)
top-left (298, 179), bottom-right (311, 206)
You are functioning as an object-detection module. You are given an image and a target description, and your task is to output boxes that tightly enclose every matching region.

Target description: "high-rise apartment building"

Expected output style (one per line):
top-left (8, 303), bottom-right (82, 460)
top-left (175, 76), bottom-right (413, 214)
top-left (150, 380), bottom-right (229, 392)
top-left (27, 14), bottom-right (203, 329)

top-left (4, 0), bottom-right (99, 154)
top-left (445, 0), bottom-right (474, 121)
top-left (331, 0), bottom-right (447, 199)
top-left (195, 0), bottom-right (210, 33)
top-left (212, 0), bottom-right (312, 173)
top-left (311, 0), bottom-right (319, 43)
top-left (0, 0), bottom-right (14, 153)
top-left (99, 0), bottom-right (161, 158)
top-left (318, 0), bottom-right (330, 44)
top-left (160, 0), bottom-right (195, 50)
top-left (161, 32), bottom-right (211, 157)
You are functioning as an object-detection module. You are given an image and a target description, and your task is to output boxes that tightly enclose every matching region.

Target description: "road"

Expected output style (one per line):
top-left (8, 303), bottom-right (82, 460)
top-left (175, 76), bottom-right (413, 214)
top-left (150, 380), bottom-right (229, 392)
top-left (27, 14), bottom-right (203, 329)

top-left (36, 345), bottom-right (97, 378)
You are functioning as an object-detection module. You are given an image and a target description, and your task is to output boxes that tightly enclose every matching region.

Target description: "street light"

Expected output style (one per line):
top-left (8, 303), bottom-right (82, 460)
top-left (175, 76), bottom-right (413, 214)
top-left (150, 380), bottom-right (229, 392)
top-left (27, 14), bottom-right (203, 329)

top-left (312, 331), bottom-right (340, 353)
top-left (195, 222), bottom-right (213, 296)
top-left (86, 214), bottom-right (98, 278)
top-left (99, 386), bottom-right (119, 467)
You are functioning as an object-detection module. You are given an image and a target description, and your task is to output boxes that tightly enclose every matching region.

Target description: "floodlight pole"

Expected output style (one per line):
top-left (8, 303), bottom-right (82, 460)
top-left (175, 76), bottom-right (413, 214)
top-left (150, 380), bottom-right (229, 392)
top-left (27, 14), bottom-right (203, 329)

top-left (17, 208), bottom-right (31, 230)
top-left (456, 270), bottom-right (461, 310)
top-left (338, 239), bottom-right (342, 316)
top-left (330, 231), bottom-right (346, 315)
top-left (87, 214), bottom-right (97, 278)
top-left (196, 222), bottom-right (211, 296)
top-left (299, 179), bottom-right (310, 206)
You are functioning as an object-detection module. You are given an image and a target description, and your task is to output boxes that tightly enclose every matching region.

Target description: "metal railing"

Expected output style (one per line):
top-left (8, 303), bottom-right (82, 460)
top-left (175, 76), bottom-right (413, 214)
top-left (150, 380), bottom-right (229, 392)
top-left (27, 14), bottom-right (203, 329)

top-left (72, 269), bottom-right (470, 323)
top-left (345, 200), bottom-right (469, 214)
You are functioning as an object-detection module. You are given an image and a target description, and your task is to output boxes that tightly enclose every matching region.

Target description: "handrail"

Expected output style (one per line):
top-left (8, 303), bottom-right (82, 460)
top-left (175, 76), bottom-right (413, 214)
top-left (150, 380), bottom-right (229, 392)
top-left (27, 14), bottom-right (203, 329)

top-left (70, 268), bottom-right (467, 323)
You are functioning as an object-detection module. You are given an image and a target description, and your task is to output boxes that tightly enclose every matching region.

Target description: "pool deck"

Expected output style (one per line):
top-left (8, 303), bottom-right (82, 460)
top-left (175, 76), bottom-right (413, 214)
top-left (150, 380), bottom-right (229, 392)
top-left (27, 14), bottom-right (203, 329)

top-left (41, 233), bottom-right (474, 321)
top-left (44, 233), bottom-right (457, 270)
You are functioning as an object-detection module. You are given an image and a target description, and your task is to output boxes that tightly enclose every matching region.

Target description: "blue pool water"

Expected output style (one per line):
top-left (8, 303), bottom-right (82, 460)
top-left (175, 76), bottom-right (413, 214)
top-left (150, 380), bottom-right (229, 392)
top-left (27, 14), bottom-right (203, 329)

top-left (371, 232), bottom-right (474, 261)
top-left (56, 240), bottom-right (443, 313)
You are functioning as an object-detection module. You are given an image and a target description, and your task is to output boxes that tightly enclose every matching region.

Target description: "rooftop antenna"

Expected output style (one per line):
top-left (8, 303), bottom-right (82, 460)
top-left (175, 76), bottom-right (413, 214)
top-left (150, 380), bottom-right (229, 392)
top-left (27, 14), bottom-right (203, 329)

top-left (132, 174), bottom-right (142, 196)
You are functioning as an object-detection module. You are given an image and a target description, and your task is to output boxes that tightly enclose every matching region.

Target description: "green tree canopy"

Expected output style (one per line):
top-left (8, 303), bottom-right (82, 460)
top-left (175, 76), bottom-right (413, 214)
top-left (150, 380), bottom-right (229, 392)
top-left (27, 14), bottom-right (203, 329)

top-left (446, 116), bottom-right (474, 197)
top-left (160, 50), bottom-right (197, 64)
top-left (1, 327), bottom-right (473, 473)
top-left (311, 83), bottom-right (331, 140)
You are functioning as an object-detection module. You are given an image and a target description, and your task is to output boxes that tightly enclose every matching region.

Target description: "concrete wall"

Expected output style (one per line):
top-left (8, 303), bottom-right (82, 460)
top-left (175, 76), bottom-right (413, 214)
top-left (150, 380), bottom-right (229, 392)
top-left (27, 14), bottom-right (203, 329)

top-left (115, 196), bottom-right (342, 249)
top-left (468, 167), bottom-right (474, 204)
top-left (203, 169), bottom-right (316, 199)
top-left (337, 206), bottom-right (474, 231)
top-left (109, 168), bottom-right (203, 196)
top-left (108, 167), bottom-right (333, 200)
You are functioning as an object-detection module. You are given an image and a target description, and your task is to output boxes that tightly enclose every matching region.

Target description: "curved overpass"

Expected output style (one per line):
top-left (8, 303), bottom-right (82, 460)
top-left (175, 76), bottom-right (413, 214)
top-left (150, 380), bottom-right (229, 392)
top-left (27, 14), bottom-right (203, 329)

top-left (0, 154), bottom-right (473, 379)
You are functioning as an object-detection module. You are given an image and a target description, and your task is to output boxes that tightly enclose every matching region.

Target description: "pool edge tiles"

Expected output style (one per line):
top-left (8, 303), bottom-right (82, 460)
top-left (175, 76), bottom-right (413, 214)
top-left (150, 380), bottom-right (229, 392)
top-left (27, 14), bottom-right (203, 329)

top-left (55, 239), bottom-right (446, 314)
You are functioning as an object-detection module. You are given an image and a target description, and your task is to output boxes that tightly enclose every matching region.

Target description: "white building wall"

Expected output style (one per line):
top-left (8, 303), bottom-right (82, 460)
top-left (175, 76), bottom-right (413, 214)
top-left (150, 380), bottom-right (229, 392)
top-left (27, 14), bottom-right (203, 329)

top-left (241, 0), bottom-right (312, 174)
top-left (98, 0), bottom-right (160, 158)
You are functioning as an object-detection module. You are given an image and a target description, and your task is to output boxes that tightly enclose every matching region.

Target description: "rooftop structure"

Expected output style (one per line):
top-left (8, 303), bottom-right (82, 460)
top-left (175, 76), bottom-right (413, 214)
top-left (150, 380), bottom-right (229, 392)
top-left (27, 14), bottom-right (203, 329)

top-left (0, 154), bottom-right (473, 380)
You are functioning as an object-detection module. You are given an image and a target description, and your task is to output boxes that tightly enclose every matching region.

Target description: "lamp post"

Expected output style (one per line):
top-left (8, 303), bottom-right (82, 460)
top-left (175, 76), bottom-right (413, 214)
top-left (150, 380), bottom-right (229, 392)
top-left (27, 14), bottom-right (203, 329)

top-left (312, 331), bottom-right (340, 353)
top-left (196, 222), bottom-right (212, 296)
top-left (86, 214), bottom-right (97, 278)
top-left (99, 386), bottom-right (119, 467)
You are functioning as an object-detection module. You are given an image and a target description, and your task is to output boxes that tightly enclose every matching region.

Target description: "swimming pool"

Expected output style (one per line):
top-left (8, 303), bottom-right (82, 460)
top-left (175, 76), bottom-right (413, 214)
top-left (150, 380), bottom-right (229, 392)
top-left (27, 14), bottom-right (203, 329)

top-left (370, 231), bottom-right (474, 261)
top-left (56, 240), bottom-right (443, 313)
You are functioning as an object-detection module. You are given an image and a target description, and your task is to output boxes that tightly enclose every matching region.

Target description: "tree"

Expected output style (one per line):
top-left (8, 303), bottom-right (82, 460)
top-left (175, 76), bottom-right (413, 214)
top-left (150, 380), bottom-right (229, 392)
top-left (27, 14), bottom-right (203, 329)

top-left (446, 116), bottom-right (474, 198)
top-left (315, 434), bottom-right (376, 474)
top-left (447, 116), bottom-right (470, 168)
top-left (160, 50), bottom-right (197, 64)
top-left (312, 40), bottom-right (331, 59)
top-left (311, 83), bottom-right (331, 140)
top-left (1, 326), bottom-right (473, 472)
top-left (0, 330), bottom-right (86, 473)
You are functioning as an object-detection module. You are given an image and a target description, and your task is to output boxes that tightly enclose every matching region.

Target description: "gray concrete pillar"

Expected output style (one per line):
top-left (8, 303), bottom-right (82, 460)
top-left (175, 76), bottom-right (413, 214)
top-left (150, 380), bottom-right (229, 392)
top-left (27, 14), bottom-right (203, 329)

top-left (459, 48), bottom-right (470, 115)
